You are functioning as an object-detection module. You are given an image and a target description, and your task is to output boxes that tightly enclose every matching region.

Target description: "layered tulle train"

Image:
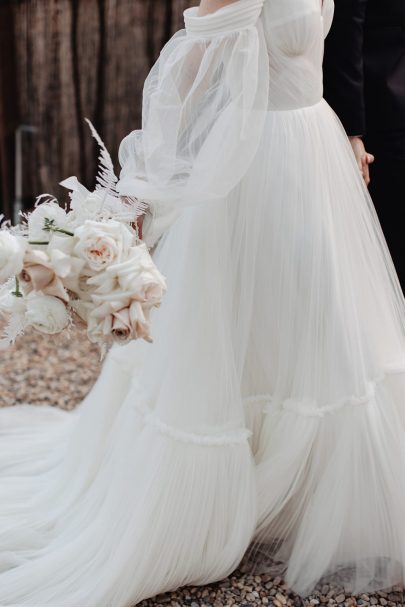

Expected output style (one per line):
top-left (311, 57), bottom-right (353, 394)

top-left (0, 95), bottom-right (404, 604)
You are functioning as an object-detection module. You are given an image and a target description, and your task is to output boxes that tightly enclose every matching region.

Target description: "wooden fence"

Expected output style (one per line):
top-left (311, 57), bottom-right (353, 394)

top-left (0, 0), bottom-right (193, 219)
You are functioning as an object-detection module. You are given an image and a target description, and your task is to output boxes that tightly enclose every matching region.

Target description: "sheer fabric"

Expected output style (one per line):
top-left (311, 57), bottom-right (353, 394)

top-left (118, 0), bottom-right (269, 246)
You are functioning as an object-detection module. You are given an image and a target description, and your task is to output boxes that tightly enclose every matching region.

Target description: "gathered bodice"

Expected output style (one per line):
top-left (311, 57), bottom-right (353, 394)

top-left (261, 0), bottom-right (334, 110)
top-left (184, 0), bottom-right (334, 111)
top-left (118, 0), bottom-right (335, 208)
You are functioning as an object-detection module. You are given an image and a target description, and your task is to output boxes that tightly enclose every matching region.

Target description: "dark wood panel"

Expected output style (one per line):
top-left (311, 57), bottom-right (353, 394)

top-left (0, 0), bottom-right (193, 217)
top-left (0, 3), bottom-right (19, 218)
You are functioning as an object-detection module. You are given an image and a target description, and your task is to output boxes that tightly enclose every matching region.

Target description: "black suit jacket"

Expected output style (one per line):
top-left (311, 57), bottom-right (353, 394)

top-left (323, 0), bottom-right (405, 139)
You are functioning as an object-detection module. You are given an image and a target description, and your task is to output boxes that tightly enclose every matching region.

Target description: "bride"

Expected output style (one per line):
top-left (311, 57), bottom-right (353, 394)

top-left (1, 0), bottom-right (404, 604)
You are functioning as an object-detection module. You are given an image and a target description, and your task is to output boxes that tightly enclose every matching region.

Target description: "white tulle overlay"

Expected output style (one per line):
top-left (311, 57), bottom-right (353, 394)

top-left (1, 0), bottom-right (405, 604)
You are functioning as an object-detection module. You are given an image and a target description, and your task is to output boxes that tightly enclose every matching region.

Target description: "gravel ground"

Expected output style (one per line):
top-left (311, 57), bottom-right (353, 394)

top-left (0, 323), bottom-right (403, 607)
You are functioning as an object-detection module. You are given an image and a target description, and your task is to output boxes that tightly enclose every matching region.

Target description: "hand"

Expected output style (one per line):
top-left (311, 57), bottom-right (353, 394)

top-left (121, 196), bottom-right (145, 240)
top-left (349, 136), bottom-right (375, 186)
top-left (134, 214), bottom-right (144, 240)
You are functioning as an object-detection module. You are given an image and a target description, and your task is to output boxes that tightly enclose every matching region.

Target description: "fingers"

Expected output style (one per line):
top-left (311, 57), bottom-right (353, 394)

top-left (361, 154), bottom-right (371, 186)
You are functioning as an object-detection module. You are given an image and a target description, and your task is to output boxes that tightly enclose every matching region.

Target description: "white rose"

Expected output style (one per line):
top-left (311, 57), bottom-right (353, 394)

top-left (108, 243), bottom-right (167, 305)
top-left (0, 291), bottom-right (27, 316)
top-left (69, 299), bottom-right (94, 325)
top-left (0, 232), bottom-right (27, 283)
top-left (25, 293), bottom-right (69, 334)
top-left (28, 201), bottom-right (68, 244)
top-left (73, 220), bottom-right (135, 272)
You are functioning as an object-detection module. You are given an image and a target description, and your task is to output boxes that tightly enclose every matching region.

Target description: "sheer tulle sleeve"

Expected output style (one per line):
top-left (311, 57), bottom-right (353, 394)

top-left (117, 0), bottom-right (268, 245)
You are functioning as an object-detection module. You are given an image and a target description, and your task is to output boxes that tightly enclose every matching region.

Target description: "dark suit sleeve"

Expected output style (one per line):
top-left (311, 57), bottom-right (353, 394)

top-left (323, 0), bottom-right (368, 136)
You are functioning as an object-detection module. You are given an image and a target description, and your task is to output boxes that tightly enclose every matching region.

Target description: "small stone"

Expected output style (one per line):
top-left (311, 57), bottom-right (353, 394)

top-left (275, 593), bottom-right (287, 605)
top-left (335, 594), bottom-right (346, 604)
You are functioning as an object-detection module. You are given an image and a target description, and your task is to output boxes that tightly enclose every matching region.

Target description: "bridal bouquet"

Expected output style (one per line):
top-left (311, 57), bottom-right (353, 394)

top-left (0, 121), bottom-right (166, 350)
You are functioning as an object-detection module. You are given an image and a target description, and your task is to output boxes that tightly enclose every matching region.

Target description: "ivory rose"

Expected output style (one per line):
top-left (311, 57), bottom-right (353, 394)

top-left (0, 232), bottom-right (27, 283)
top-left (28, 201), bottom-right (69, 243)
top-left (107, 243), bottom-right (167, 304)
top-left (25, 293), bottom-right (69, 334)
top-left (73, 220), bottom-right (135, 272)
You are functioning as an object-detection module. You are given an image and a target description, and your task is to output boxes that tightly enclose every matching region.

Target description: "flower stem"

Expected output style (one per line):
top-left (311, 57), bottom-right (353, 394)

top-left (11, 276), bottom-right (23, 298)
top-left (54, 227), bottom-right (74, 237)
top-left (43, 218), bottom-right (74, 237)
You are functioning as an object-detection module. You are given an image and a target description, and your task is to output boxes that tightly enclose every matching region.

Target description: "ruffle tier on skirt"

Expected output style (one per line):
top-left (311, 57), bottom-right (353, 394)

top-left (0, 99), bottom-right (404, 605)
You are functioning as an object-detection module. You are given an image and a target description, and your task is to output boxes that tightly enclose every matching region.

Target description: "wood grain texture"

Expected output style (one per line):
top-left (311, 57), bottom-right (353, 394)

top-left (0, 0), bottom-right (194, 215)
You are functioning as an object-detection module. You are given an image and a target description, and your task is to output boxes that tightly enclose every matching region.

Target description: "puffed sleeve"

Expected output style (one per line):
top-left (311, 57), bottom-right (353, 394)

top-left (117, 0), bottom-right (269, 247)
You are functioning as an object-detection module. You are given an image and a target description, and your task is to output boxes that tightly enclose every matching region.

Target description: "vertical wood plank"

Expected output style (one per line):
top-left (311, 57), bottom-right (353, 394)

top-left (1, 0), bottom-right (194, 215)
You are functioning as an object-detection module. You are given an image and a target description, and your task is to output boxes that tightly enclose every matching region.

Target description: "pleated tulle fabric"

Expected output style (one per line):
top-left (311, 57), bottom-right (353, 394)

top-left (0, 0), bottom-right (405, 604)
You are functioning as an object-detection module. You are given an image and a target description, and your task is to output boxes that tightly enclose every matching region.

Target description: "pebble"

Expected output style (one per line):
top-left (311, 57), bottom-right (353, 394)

top-left (1, 322), bottom-right (405, 607)
top-left (276, 593), bottom-right (287, 604)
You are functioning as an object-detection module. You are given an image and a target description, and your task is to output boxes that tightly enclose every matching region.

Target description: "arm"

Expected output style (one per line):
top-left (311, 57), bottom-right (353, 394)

top-left (131, 1), bottom-right (239, 239)
top-left (323, 0), bottom-right (374, 184)
top-left (118, 0), bottom-right (268, 248)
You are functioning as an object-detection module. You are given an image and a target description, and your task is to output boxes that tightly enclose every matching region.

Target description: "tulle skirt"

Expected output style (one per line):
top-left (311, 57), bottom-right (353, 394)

top-left (0, 99), bottom-right (404, 605)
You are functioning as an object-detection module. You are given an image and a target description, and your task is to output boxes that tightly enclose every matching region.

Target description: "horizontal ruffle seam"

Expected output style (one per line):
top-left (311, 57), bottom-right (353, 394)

top-left (245, 364), bottom-right (405, 419)
top-left (134, 402), bottom-right (252, 446)
top-left (131, 365), bottom-right (404, 446)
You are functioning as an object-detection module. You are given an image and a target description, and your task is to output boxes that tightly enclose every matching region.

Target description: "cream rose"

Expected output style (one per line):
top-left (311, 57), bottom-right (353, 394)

top-left (107, 243), bottom-right (167, 305)
top-left (87, 297), bottom-right (152, 345)
top-left (28, 201), bottom-right (69, 244)
top-left (19, 249), bottom-right (71, 303)
top-left (25, 293), bottom-right (69, 334)
top-left (0, 232), bottom-right (27, 283)
top-left (73, 220), bottom-right (135, 272)
top-left (112, 301), bottom-right (152, 344)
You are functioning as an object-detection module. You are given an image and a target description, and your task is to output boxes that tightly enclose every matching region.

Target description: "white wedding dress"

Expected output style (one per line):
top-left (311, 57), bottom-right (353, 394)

top-left (1, 0), bottom-right (405, 604)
